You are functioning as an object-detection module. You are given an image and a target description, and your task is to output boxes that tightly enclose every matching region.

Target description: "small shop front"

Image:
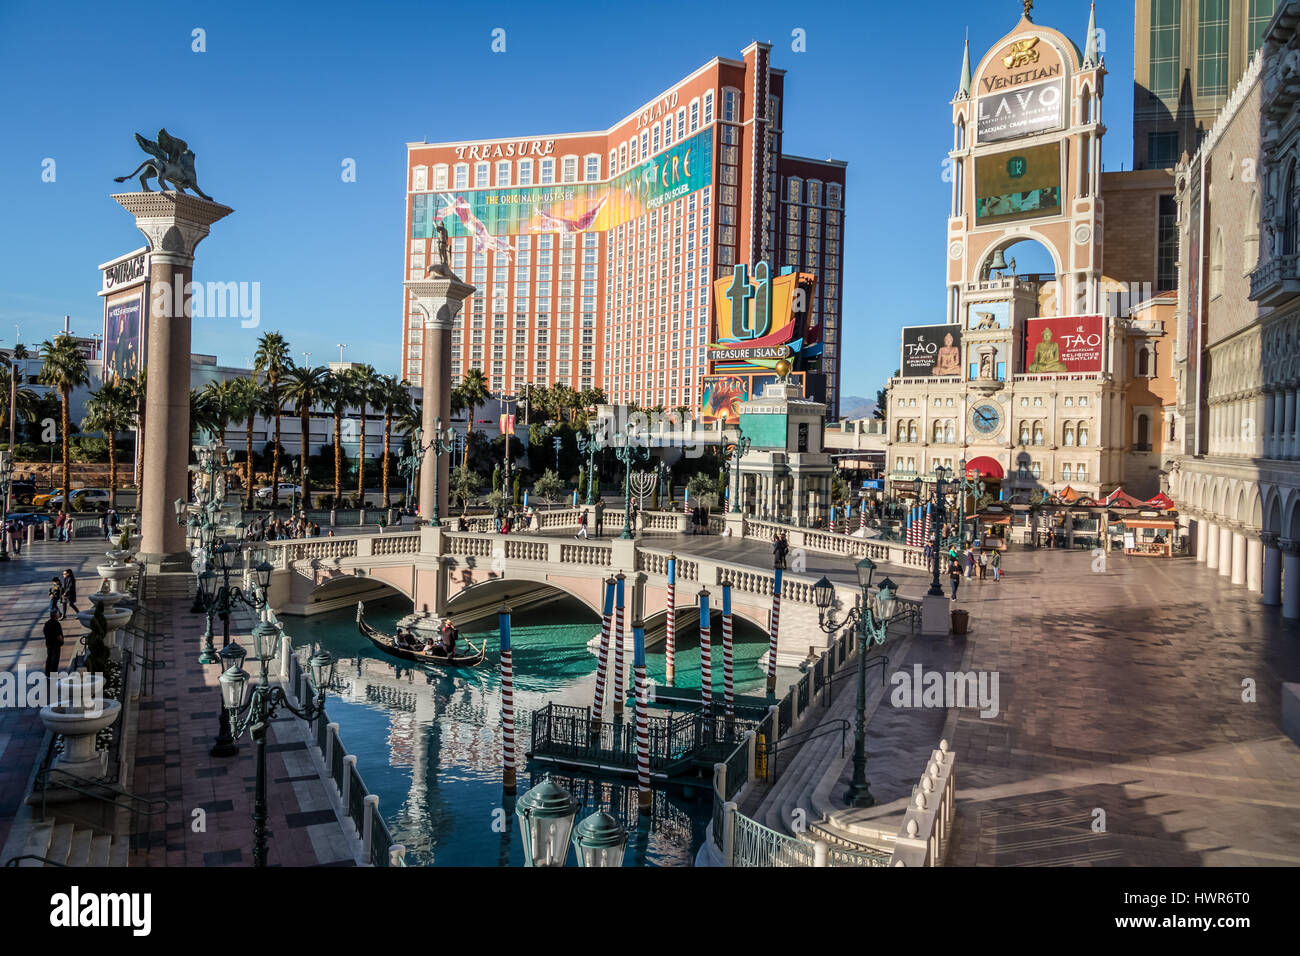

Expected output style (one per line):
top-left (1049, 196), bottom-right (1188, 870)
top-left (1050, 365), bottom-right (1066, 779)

top-left (974, 511), bottom-right (1011, 550)
top-left (1121, 518), bottom-right (1176, 557)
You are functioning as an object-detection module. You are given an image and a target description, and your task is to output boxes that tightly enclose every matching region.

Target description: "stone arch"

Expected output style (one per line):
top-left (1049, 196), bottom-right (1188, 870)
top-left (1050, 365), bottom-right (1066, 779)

top-left (1264, 486), bottom-right (1284, 534)
top-left (445, 574), bottom-right (603, 622)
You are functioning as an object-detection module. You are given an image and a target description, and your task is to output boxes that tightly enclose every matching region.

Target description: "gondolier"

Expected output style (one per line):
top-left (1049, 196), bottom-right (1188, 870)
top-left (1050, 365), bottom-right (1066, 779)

top-left (356, 602), bottom-right (485, 667)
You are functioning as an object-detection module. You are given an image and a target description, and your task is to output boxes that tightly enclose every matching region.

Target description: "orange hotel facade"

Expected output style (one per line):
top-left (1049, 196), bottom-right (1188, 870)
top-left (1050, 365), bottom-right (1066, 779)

top-left (402, 41), bottom-right (847, 419)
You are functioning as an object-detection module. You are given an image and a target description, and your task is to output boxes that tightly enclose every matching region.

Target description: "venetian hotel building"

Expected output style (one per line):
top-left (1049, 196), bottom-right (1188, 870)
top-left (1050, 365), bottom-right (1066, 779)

top-left (402, 42), bottom-right (847, 418)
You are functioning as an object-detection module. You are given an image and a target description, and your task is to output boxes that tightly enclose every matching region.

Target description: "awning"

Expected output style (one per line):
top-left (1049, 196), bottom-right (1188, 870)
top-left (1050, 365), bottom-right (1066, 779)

top-left (1123, 519), bottom-right (1176, 530)
top-left (978, 514), bottom-right (1012, 524)
top-left (1103, 487), bottom-right (1147, 509)
top-left (1057, 485), bottom-right (1083, 503)
top-left (964, 456), bottom-right (1004, 480)
top-left (1145, 492), bottom-right (1176, 510)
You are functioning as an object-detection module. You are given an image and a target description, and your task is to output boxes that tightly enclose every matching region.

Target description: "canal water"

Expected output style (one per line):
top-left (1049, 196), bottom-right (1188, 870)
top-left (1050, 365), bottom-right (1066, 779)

top-left (289, 595), bottom-right (783, 866)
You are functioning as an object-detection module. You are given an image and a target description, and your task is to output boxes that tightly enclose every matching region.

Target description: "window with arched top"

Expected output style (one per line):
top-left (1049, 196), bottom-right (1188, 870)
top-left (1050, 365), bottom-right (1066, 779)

top-left (1019, 423), bottom-right (1030, 445)
top-left (1064, 424), bottom-right (1076, 446)
top-left (1063, 464), bottom-right (1073, 481)
top-left (898, 422), bottom-right (907, 442)
top-left (1210, 228), bottom-right (1225, 297)
top-left (1079, 425), bottom-right (1089, 447)
top-left (1137, 345), bottom-right (1151, 377)
top-left (934, 420), bottom-right (944, 442)
top-left (1285, 161), bottom-right (1299, 257)
top-left (908, 424), bottom-right (918, 443)
top-left (1033, 423), bottom-right (1044, 446)
top-left (945, 421), bottom-right (955, 443)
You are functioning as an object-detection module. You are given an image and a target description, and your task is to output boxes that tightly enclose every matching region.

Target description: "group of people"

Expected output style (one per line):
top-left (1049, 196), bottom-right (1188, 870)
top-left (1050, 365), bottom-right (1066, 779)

top-left (946, 546), bottom-right (1002, 600)
top-left (46, 568), bottom-right (79, 620)
top-left (689, 505), bottom-right (711, 535)
top-left (245, 515), bottom-right (326, 540)
top-left (393, 620), bottom-right (460, 657)
top-left (3, 518), bottom-right (24, 554)
top-left (484, 504), bottom-right (539, 534)
top-left (99, 508), bottom-right (123, 541)
top-left (574, 501), bottom-right (605, 538)
top-left (771, 531), bottom-right (791, 569)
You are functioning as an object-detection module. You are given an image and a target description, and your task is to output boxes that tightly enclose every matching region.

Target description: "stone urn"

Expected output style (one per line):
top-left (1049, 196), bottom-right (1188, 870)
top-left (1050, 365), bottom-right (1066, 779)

top-left (38, 672), bottom-right (121, 782)
top-left (78, 604), bottom-right (133, 651)
top-left (96, 550), bottom-right (140, 594)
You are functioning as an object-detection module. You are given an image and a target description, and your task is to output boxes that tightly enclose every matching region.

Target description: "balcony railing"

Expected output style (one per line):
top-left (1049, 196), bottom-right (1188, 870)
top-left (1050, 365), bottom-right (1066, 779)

top-left (1249, 254), bottom-right (1300, 306)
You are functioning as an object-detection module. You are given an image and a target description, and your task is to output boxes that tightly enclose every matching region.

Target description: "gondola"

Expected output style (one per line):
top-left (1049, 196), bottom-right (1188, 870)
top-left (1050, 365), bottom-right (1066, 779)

top-left (356, 602), bottom-right (486, 667)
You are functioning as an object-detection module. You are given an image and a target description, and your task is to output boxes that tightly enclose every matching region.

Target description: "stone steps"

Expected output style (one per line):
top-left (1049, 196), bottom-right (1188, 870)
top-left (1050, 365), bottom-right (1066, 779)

top-left (12, 821), bottom-right (132, 868)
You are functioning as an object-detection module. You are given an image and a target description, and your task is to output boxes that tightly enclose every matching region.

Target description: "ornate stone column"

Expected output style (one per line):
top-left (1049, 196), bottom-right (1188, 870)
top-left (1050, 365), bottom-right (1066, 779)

top-left (1264, 389), bottom-right (1277, 459)
top-left (1286, 389), bottom-right (1297, 459)
top-left (113, 192), bottom-right (233, 567)
top-left (1218, 525), bottom-right (1233, 577)
top-left (1205, 520), bottom-right (1220, 570)
top-left (1283, 539), bottom-right (1300, 620)
top-left (1193, 517), bottom-right (1208, 562)
top-left (1262, 532), bottom-right (1282, 605)
top-left (1246, 532), bottom-right (1263, 593)
top-left (405, 267), bottom-right (474, 523)
top-left (1230, 528), bottom-right (1247, 586)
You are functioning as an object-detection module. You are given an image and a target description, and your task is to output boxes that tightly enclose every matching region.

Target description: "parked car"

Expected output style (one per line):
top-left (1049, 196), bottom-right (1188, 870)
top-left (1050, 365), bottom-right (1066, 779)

top-left (255, 483), bottom-right (303, 501)
top-left (31, 488), bottom-right (67, 508)
top-left (45, 488), bottom-right (111, 510)
top-left (10, 478), bottom-right (38, 504)
top-left (8, 512), bottom-right (54, 531)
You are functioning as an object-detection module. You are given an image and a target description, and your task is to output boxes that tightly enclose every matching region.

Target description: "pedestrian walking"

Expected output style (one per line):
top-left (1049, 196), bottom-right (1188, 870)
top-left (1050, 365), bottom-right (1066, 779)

top-left (594, 500), bottom-right (605, 537)
top-left (965, 550), bottom-right (975, 578)
top-left (54, 512), bottom-right (64, 543)
top-left (576, 511), bottom-right (589, 539)
top-left (10, 519), bottom-right (22, 555)
top-left (949, 558), bottom-right (962, 600)
top-left (978, 551), bottom-right (988, 580)
top-left (991, 549), bottom-right (1002, 582)
top-left (43, 611), bottom-right (64, 676)
top-left (47, 577), bottom-right (63, 619)
top-left (60, 569), bottom-right (78, 618)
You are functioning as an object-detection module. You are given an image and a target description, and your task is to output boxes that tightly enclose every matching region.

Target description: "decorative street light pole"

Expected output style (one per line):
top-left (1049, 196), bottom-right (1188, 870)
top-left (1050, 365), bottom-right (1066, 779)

top-left (929, 464), bottom-right (952, 596)
top-left (953, 458), bottom-right (986, 548)
top-left (813, 557), bottom-right (897, 808)
top-left (613, 427), bottom-right (649, 540)
top-left (426, 418), bottom-right (455, 527)
top-left (207, 541), bottom-right (273, 758)
top-left (729, 425), bottom-right (752, 514)
top-left (396, 425), bottom-right (432, 515)
top-left (515, 774), bottom-right (630, 867)
top-left (0, 449), bottom-right (12, 561)
top-left (219, 623), bottom-right (335, 867)
top-left (552, 435), bottom-right (563, 474)
top-left (577, 424), bottom-right (603, 506)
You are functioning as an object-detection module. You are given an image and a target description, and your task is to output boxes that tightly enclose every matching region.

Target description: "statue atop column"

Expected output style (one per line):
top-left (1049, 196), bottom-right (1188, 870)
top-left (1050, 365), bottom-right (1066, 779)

top-left (426, 221), bottom-right (460, 280)
top-left (114, 128), bottom-right (216, 201)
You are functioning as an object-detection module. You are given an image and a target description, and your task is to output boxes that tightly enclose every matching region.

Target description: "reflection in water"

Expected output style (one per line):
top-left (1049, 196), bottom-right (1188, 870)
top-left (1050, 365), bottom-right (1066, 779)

top-left (291, 594), bottom-right (776, 866)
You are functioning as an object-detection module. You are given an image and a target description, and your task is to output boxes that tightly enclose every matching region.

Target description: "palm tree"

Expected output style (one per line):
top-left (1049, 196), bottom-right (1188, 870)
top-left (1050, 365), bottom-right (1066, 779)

top-left (323, 370), bottom-right (354, 503)
top-left (453, 367), bottom-right (491, 440)
top-left (83, 381), bottom-right (135, 510)
top-left (37, 335), bottom-right (89, 508)
top-left (121, 370), bottom-right (147, 502)
top-left (199, 379), bottom-right (239, 445)
top-left (282, 364), bottom-right (329, 510)
top-left (2, 369), bottom-right (38, 444)
top-left (253, 332), bottom-right (292, 507)
top-left (229, 376), bottom-right (266, 509)
top-left (349, 364), bottom-right (382, 504)
top-left (376, 376), bottom-right (412, 506)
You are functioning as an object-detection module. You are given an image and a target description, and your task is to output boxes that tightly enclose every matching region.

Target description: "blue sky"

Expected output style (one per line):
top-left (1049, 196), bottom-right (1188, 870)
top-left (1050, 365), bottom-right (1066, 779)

top-left (0, 0), bottom-right (1133, 401)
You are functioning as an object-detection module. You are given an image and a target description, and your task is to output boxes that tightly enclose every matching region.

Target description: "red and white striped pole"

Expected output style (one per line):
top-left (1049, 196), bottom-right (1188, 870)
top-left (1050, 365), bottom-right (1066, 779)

top-left (698, 588), bottom-right (712, 715)
top-left (633, 617), bottom-right (652, 810)
top-left (766, 568), bottom-right (782, 696)
top-left (613, 571), bottom-right (626, 721)
top-left (721, 583), bottom-right (735, 729)
top-left (592, 576), bottom-right (615, 737)
top-left (665, 555), bottom-right (677, 685)
top-left (498, 603), bottom-right (516, 795)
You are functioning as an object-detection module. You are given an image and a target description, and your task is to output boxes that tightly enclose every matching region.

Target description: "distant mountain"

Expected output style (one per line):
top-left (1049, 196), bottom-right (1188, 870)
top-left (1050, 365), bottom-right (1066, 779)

top-left (837, 395), bottom-right (878, 421)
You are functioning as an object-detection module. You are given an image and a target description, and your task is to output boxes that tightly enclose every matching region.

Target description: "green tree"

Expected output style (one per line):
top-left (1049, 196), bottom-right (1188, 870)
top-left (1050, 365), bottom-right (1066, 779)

top-left (449, 463), bottom-right (481, 513)
top-left (349, 363), bottom-right (382, 503)
top-left (230, 375), bottom-right (267, 509)
top-left (532, 468), bottom-right (565, 509)
top-left (3, 344), bottom-right (38, 444)
top-left (453, 367), bottom-right (491, 440)
top-left (577, 467), bottom-right (586, 502)
top-left (376, 375), bottom-right (412, 507)
top-left (323, 369), bottom-right (355, 501)
top-left (512, 474), bottom-right (522, 506)
top-left (283, 364), bottom-right (329, 509)
top-left (83, 380), bottom-right (134, 509)
top-left (492, 464), bottom-right (501, 494)
top-left (121, 370), bottom-right (147, 498)
top-left (253, 332), bottom-right (292, 507)
top-left (199, 378), bottom-right (240, 444)
top-left (37, 334), bottom-right (89, 506)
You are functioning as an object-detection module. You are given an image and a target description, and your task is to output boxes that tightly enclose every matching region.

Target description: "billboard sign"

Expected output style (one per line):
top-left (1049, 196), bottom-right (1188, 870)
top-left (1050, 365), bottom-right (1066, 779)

top-left (977, 79), bottom-right (1065, 143)
top-left (104, 296), bottom-right (144, 386)
top-left (700, 371), bottom-right (809, 425)
top-left (901, 325), bottom-right (963, 378)
top-left (708, 262), bottom-right (819, 375)
top-left (1023, 315), bottom-right (1104, 373)
top-left (975, 143), bottom-right (1061, 224)
top-left (411, 129), bottom-right (714, 254)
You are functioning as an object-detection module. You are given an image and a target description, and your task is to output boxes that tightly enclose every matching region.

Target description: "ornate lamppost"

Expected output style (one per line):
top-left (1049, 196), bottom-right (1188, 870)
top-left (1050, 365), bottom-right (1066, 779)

top-left (514, 775), bottom-right (630, 867)
top-left (812, 557), bottom-right (897, 808)
top-left (577, 423), bottom-right (603, 506)
top-left (425, 418), bottom-right (455, 527)
top-left (219, 623), bottom-right (335, 867)
top-left (206, 540), bottom-right (274, 757)
top-left (929, 464), bottom-right (952, 596)
top-left (0, 449), bottom-right (12, 561)
top-left (396, 425), bottom-right (431, 514)
top-left (728, 425), bottom-right (751, 514)
top-left (953, 458), bottom-right (986, 548)
top-left (612, 426), bottom-right (649, 540)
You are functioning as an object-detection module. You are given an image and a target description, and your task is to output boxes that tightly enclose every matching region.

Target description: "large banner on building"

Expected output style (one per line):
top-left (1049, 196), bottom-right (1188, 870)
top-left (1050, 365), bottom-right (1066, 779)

top-left (410, 129), bottom-right (714, 252)
top-left (977, 79), bottom-right (1065, 143)
top-left (708, 263), bottom-right (819, 375)
top-left (900, 325), bottom-right (963, 378)
top-left (1023, 315), bottom-right (1104, 373)
top-left (103, 296), bottom-right (143, 386)
top-left (700, 371), bottom-right (809, 425)
top-left (975, 143), bottom-right (1061, 225)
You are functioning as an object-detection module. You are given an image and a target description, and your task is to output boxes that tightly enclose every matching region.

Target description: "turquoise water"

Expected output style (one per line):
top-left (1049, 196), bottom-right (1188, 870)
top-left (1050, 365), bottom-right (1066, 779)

top-left (289, 595), bottom-right (781, 866)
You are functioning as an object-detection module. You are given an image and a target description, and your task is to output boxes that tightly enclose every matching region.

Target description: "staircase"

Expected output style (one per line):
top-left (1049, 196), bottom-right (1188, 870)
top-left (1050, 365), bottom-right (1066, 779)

top-left (8, 821), bottom-right (130, 868)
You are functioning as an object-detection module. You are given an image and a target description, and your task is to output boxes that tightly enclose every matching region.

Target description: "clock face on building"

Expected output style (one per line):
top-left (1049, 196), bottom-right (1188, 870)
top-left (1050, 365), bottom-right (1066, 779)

top-left (970, 403), bottom-right (1002, 436)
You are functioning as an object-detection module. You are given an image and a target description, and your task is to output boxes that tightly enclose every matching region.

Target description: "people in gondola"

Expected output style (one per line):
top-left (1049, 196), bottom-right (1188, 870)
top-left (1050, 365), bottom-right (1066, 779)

top-left (439, 621), bottom-right (458, 657)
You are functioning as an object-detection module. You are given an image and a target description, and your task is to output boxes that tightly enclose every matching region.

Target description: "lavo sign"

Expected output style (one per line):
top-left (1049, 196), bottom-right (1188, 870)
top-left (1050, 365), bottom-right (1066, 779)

top-left (977, 79), bottom-right (1064, 143)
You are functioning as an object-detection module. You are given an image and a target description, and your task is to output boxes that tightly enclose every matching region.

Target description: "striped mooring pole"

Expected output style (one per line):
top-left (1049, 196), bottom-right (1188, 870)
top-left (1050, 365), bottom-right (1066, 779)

top-left (592, 576), bottom-right (615, 738)
top-left (665, 555), bottom-right (677, 685)
top-left (499, 603), bottom-right (516, 795)
top-left (633, 617), bottom-right (652, 810)
top-left (613, 571), bottom-right (626, 720)
top-left (721, 583), bottom-right (735, 729)
top-left (766, 567), bottom-right (783, 696)
top-left (859, 500), bottom-right (867, 532)
top-left (698, 587), bottom-right (712, 715)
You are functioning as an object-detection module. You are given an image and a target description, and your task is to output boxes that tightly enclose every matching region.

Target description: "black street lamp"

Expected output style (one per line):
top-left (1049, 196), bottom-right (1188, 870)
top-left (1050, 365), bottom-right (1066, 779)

top-left (0, 449), bottom-right (13, 561)
top-left (426, 418), bottom-right (455, 527)
top-left (612, 426), bottom-right (649, 540)
top-left (577, 423), bottom-right (603, 506)
top-left (813, 557), bottom-right (897, 808)
top-left (219, 623), bottom-right (335, 868)
top-left (207, 540), bottom-right (274, 758)
top-left (929, 464), bottom-right (952, 596)
top-left (728, 426), bottom-right (751, 514)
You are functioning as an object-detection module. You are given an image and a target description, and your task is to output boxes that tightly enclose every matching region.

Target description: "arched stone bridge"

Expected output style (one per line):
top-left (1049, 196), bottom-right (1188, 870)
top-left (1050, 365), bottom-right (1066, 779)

top-left (258, 521), bottom-right (923, 668)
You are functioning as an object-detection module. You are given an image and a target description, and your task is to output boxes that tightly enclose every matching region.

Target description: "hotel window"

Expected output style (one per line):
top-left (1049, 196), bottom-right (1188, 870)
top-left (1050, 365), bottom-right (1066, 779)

top-left (703, 91), bottom-right (714, 125)
top-left (640, 131), bottom-right (649, 157)
top-left (608, 150), bottom-right (617, 176)
top-left (412, 166), bottom-right (428, 191)
top-left (541, 158), bottom-right (555, 184)
top-left (434, 164), bottom-right (450, 190)
top-left (677, 108), bottom-right (686, 140)
top-left (1064, 424), bottom-right (1075, 446)
top-left (787, 178), bottom-right (801, 203)
top-left (495, 160), bottom-right (511, 186)
top-left (1031, 462), bottom-right (1041, 480)
top-left (561, 156), bottom-right (578, 183)
top-left (1148, 0), bottom-right (1181, 103)
top-left (1033, 424), bottom-right (1044, 446)
top-left (1019, 423), bottom-right (1031, 445)
top-left (1251, 1), bottom-right (1279, 50)
top-left (1062, 464), bottom-right (1073, 482)
top-left (690, 99), bottom-right (700, 131)
top-left (1078, 425), bottom-right (1089, 446)
top-left (722, 88), bottom-right (740, 123)
top-left (519, 160), bottom-right (533, 186)
top-left (630, 138), bottom-right (638, 164)
top-left (454, 164), bottom-right (469, 189)
top-left (585, 154), bottom-right (600, 181)
top-left (475, 163), bottom-right (490, 187)
top-left (828, 183), bottom-right (842, 208)
top-left (1076, 463), bottom-right (1088, 481)
top-left (652, 125), bottom-right (661, 153)
top-left (1197, 0), bottom-right (1229, 97)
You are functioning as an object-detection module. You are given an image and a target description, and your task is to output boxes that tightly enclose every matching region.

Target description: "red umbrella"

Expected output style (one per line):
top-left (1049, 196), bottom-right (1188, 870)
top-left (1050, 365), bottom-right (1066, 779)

top-left (1145, 492), bottom-right (1175, 510)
